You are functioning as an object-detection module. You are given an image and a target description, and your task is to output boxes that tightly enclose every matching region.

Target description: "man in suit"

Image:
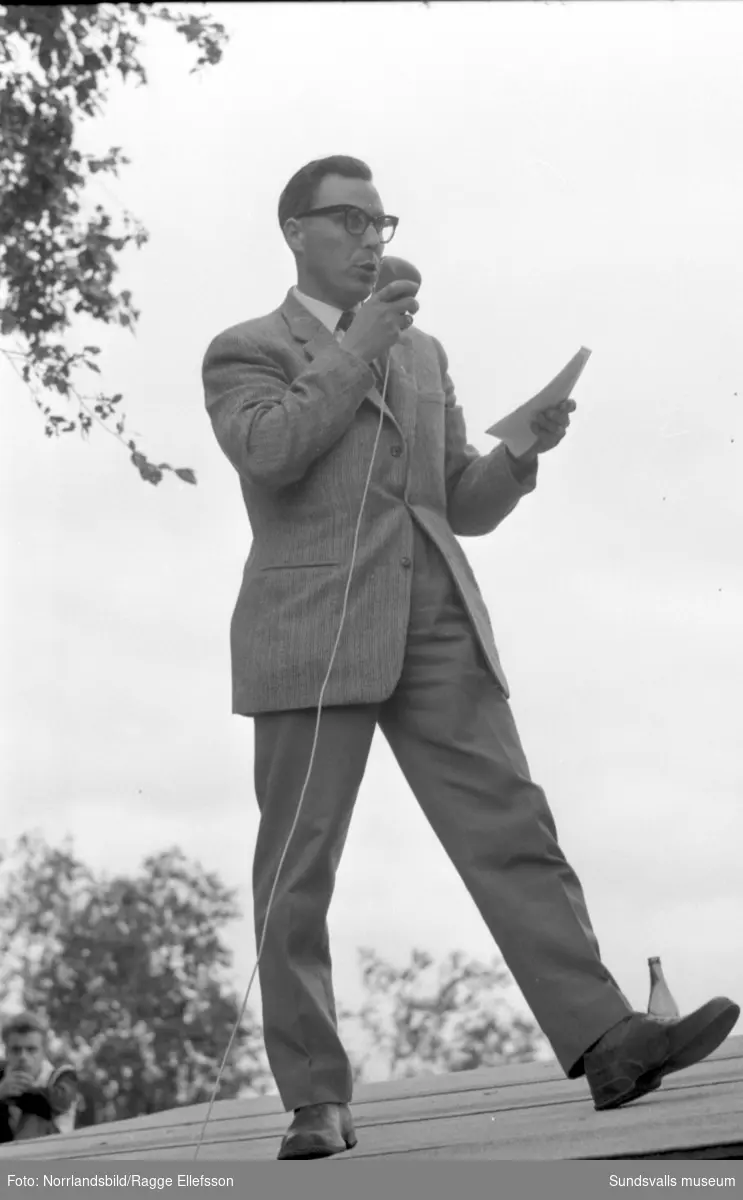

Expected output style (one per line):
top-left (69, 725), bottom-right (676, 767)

top-left (202, 155), bottom-right (738, 1160)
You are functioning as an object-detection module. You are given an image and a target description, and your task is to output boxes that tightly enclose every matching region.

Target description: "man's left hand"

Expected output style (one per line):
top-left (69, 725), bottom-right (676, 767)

top-left (516, 398), bottom-right (577, 463)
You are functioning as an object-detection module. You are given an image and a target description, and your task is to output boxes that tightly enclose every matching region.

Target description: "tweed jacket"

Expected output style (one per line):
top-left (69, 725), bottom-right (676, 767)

top-left (202, 290), bottom-right (538, 715)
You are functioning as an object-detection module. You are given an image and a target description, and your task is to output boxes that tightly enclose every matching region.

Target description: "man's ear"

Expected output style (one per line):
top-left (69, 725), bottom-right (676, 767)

top-left (282, 218), bottom-right (304, 257)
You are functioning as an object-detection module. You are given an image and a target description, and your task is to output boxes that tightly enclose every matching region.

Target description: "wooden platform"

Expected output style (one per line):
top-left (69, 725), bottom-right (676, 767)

top-left (2, 1036), bottom-right (741, 1161)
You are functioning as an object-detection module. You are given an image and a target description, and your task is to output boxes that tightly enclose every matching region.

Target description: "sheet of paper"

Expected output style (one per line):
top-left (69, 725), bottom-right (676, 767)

top-left (486, 346), bottom-right (592, 458)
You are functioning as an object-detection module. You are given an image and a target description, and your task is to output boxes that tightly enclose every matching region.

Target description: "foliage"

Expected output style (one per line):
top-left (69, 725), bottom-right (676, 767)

top-left (342, 947), bottom-right (549, 1081)
top-left (0, 4), bottom-right (228, 486)
top-left (0, 833), bottom-right (271, 1124)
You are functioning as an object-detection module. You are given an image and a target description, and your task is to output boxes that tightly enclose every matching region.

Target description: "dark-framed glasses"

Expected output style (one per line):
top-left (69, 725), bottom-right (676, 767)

top-left (294, 204), bottom-right (399, 244)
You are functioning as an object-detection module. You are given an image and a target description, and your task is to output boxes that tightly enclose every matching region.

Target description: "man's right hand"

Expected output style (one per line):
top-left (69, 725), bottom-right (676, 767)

top-left (0, 1071), bottom-right (34, 1100)
top-left (341, 279), bottom-right (420, 364)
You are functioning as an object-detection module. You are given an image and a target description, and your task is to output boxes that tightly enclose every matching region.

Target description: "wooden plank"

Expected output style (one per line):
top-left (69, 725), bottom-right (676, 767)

top-left (54, 1061), bottom-right (743, 1157)
top-left (345, 1082), bottom-right (743, 1161)
top-left (51, 1081), bottom-right (743, 1163)
top-left (5, 1073), bottom-right (741, 1164)
top-left (8, 1046), bottom-right (741, 1161)
top-left (0, 1056), bottom-right (735, 1162)
top-left (30, 1034), bottom-right (741, 1141)
top-left (2, 1036), bottom-right (740, 1162)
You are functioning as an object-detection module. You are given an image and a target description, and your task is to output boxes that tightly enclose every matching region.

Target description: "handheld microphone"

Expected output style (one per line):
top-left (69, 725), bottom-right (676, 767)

top-left (375, 254), bottom-right (422, 292)
top-left (374, 256), bottom-right (422, 370)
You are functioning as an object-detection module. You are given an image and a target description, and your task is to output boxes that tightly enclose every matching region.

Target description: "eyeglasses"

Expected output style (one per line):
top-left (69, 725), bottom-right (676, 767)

top-left (294, 204), bottom-right (399, 244)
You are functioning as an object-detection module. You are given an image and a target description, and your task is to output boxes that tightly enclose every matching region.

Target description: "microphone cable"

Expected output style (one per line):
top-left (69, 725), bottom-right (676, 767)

top-left (192, 353), bottom-right (392, 1159)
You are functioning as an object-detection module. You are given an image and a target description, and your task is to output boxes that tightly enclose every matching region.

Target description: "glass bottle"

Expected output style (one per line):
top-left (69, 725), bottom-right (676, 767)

top-left (648, 955), bottom-right (680, 1018)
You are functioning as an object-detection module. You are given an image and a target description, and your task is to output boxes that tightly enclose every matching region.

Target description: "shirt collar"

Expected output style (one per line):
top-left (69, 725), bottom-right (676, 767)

top-left (293, 287), bottom-right (359, 335)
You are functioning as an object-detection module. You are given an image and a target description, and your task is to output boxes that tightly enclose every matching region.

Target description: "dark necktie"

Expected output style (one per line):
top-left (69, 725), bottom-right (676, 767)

top-left (335, 310), bottom-right (355, 337)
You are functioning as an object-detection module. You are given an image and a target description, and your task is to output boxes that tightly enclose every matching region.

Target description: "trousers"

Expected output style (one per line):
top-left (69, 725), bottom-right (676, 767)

top-left (252, 519), bottom-right (632, 1110)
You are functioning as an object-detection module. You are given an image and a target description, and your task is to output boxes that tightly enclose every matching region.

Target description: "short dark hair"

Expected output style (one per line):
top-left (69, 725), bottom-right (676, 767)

top-left (2, 1011), bottom-right (47, 1043)
top-left (278, 155), bottom-right (373, 232)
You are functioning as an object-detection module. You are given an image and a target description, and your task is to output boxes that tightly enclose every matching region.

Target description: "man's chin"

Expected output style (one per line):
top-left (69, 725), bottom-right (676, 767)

top-left (346, 272), bottom-right (377, 302)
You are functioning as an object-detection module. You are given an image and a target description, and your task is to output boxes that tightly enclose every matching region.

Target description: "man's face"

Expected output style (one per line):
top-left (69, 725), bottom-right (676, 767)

top-left (285, 173), bottom-right (387, 308)
top-left (5, 1032), bottom-right (45, 1079)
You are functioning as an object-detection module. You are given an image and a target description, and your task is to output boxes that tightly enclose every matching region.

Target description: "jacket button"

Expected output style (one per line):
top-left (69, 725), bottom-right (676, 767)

top-left (400, 556), bottom-right (412, 569)
top-left (390, 445), bottom-right (403, 457)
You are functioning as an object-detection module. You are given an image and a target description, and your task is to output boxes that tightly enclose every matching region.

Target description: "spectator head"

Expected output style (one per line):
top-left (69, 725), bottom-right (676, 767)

top-left (2, 1012), bottom-right (48, 1080)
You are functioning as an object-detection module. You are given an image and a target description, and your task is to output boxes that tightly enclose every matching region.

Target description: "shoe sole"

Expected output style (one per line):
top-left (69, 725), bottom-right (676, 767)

top-left (277, 1133), bottom-right (357, 1160)
top-left (594, 1069), bottom-right (663, 1111)
top-left (662, 999), bottom-right (740, 1075)
top-left (595, 999), bottom-right (740, 1112)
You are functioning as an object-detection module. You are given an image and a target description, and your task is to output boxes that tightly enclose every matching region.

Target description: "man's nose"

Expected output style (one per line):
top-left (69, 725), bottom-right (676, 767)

top-left (361, 223), bottom-right (382, 251)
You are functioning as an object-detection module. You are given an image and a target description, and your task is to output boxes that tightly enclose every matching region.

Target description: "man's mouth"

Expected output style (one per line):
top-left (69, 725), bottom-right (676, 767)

top-left (355, 262), bottom-right (378, 275)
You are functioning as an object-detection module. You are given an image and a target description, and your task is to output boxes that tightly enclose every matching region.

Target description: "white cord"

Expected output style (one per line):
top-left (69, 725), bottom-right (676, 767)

top-left (193, 355), bottom-right (391, 1158)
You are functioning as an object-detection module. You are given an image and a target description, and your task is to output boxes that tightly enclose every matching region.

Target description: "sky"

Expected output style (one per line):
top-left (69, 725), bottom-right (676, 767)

top-left (1, 1), bottom-right (742, 1081)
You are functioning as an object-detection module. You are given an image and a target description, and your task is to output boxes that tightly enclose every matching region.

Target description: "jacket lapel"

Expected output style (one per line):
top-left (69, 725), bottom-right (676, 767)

top-left (280, 290), bottom-right (403, 433)
top-left (280, 290), bottom-right (334, 357)
top-left (382, 332), bottom-right (419, 448)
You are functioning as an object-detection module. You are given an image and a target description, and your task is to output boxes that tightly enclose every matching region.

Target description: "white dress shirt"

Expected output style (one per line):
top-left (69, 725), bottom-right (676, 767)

top-left (293, 287), bottom-right (359, 340)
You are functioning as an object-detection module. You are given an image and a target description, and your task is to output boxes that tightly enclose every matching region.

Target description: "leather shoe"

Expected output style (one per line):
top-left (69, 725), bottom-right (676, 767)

top-left (585, 996), bottom-right (740, 1111)
top-left (277, 1102), bottom-right (357, 1160)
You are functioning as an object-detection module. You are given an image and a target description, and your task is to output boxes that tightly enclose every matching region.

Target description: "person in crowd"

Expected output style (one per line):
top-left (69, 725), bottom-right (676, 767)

top-left (0, 1012), bottom-right (79, 1143)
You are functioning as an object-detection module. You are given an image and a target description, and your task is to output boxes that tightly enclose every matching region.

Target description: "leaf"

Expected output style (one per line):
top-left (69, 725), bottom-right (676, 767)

top-left (3, 3), bottom-right (229, 487)
top-left (175, 468), bottom-right (197, 485)
top-left (131, 451), bottom-right (163, 485)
